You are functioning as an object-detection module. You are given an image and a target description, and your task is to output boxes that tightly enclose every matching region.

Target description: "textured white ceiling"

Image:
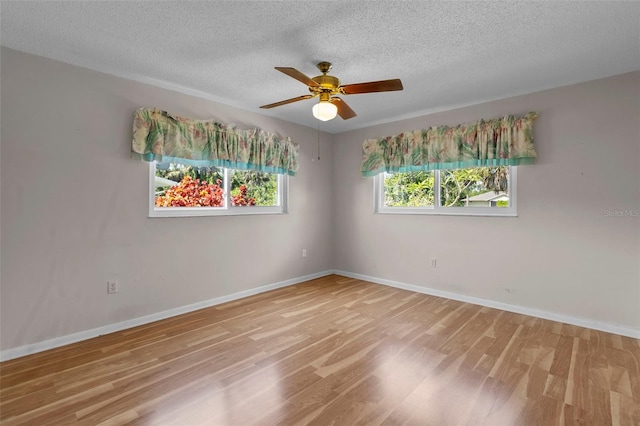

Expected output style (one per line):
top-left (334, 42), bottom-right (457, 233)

top-left (1, 1), bottom-right (639, 133)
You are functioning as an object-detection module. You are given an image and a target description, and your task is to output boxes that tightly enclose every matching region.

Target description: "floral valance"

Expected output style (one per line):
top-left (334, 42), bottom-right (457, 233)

top-left (361, 112), bottom-right (538, 176)
top-left (131, 108), bottom-right (299, 176)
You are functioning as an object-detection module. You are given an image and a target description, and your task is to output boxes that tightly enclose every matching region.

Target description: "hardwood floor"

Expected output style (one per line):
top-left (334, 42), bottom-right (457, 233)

top-left (1, 275), bottom-right (639, 425)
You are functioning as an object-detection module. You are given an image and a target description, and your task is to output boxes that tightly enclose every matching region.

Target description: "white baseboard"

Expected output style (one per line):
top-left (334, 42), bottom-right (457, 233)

top-left (333, 270), bottom-right (640, 339)
top-left (3, 269), bottom-right (637, 361)
top-left (0, 270), bottom-right (333, 362)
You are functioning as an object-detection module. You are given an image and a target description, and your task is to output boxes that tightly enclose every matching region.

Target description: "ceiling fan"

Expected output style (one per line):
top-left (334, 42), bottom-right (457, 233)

top-left (259, 62), bottom-right (403, 121)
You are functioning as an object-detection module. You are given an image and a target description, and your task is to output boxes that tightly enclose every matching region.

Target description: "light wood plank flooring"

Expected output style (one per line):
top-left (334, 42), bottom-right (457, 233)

top-left (1, 275), bottom-right (639, 425)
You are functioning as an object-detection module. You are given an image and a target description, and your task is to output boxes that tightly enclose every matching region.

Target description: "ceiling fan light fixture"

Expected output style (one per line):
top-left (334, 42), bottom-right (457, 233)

top-left (312, 101), bottom-right (338, 121)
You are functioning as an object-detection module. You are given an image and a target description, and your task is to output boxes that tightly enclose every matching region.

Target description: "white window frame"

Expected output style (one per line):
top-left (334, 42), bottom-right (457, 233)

top-left (374, 167), bottom-right (517, 217)
top-left (149, 162), bottom-right (288, 218)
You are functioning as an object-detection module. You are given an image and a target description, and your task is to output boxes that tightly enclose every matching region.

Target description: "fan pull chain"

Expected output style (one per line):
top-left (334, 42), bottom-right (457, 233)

top-left (316, 117), bottom-right (321, 161)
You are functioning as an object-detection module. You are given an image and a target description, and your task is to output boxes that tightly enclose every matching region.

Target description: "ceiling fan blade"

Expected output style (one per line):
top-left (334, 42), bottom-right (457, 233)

top-left (331, 97), bottom-right (357, 120)
top-left (341, 78), bottom-right (403, 95)
top-left (275, 67), bottom-right (320, 87)
top-left (259, 94), bottom-right (314, 109)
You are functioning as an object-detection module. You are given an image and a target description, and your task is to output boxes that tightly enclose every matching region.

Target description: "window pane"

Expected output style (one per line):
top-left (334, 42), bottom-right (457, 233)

top-left (154, 163), bottom-right (225, 207)
top-left (230, 170), bottom-right (278, 207)
top-left (440, 167), bottom-right (509, 208)
top-left (383, 171), bottom-right (435, 207)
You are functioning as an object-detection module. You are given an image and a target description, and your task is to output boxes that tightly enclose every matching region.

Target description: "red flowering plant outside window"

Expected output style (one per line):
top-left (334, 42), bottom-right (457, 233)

top-left (151, 162), bottom-right (284, 217)
top-left (155, 176), bottom-right (224, 207)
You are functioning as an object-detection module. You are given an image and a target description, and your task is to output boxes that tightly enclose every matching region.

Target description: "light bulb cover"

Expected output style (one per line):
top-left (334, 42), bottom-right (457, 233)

top-left (312, 101), bottom-right (338, 121)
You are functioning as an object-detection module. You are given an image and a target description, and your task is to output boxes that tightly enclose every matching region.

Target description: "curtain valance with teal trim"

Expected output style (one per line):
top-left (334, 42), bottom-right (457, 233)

top-left (131, 108), bottom-right (299, 176)
top-left (361, 112), bottom-right (538, 177)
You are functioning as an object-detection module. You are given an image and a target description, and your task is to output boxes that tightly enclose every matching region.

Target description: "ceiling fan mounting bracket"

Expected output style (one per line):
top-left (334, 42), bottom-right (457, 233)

top-left (316, 61), bottom-right (332, 74)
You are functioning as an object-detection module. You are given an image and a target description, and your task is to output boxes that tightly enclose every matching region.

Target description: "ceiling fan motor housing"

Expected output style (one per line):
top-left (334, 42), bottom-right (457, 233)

top-left (310, 74), bottom-right (340, 93)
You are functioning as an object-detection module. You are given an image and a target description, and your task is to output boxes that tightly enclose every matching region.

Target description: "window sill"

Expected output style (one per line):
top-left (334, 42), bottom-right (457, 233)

top-left (375, 207), bottom-right (517, 217)
top-left (149, 206), bottom-right (286, 218)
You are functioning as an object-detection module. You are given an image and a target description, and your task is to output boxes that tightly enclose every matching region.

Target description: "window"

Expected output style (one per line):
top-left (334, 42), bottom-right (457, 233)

top-left (374, 166), bottom-right (516, 216)
top-left (150, 162), bottom-right (287, 217)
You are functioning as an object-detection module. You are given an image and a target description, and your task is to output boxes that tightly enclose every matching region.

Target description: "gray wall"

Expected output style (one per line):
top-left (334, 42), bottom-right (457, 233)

top-left (1, 48), bottom-right (639, 355)
top-left (333, 71), bottom-right (640, 332)
top-left (0, 48), bottom-right (334, 352)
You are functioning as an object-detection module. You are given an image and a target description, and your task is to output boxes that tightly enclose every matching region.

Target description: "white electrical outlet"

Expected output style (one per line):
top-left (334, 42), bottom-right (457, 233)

top-left (431, 258), bottom-right (437, 268)
top-left (302, 249), bottom-right (307, 258)
top-left (107, 281), bottom-right (118, 294)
